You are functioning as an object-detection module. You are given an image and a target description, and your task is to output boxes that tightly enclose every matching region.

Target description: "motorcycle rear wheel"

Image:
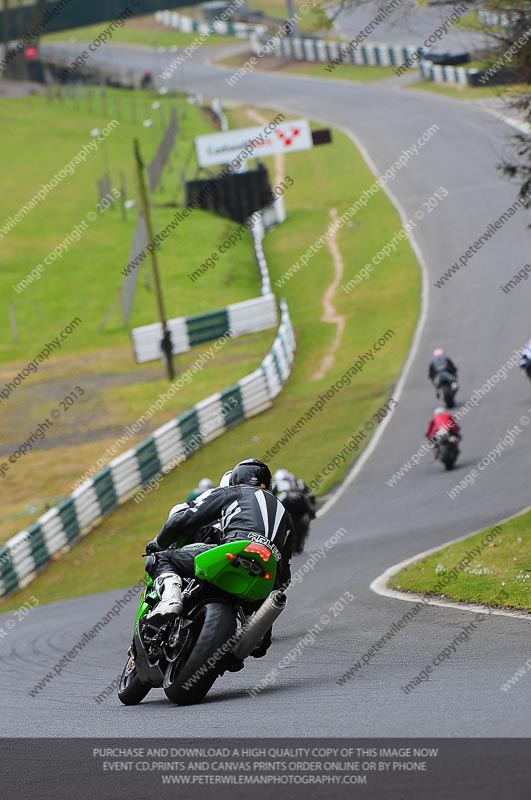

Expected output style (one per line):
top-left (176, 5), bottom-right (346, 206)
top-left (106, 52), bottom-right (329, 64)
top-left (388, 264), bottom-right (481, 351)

top-left (443, 385), bottom-right (455, 408)
top-left (164, 603), bottom-right (236, 706)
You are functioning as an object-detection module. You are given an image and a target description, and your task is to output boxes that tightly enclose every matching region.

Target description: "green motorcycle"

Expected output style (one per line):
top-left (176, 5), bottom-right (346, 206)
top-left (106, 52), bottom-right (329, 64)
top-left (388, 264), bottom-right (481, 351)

top-left (118, 539), bottom-right (287, 706)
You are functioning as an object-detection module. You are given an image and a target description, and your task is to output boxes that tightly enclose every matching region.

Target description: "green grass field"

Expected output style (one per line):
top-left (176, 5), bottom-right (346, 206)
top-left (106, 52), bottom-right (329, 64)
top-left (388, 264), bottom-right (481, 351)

top-left (0, 89), bottom-right (271, 542)
top-left (44, 13), bottom-right (239, 48)
top-left (408, 79), bottom-right (527, 100)
top-left (455, 10), bottom-right (504, 35)
top-left (454, 11), bottom-right (483, 32)
top-left (0, 89), bottom-right (261, 362)
top-left (227, 0), bottom-right (330, 34)
top-left (389, 512), bottom-right (531, 612)
top-left (0, 97), bottom-right (422, 610)
top-left (44, 4), bottom-right (330, 48)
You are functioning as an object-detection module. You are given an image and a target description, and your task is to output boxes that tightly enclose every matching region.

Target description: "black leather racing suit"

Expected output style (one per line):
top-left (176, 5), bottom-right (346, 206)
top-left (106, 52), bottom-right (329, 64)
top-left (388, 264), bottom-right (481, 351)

top-left (149, 485), bottom-right (293, 590)
top-left (428, 355), bottom-right (458, 383)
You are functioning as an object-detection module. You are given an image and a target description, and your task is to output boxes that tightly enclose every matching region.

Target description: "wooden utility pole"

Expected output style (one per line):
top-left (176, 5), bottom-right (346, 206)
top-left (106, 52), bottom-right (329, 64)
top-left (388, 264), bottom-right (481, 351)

top-left (2, 1), bottom-right (10, 59)
top-left (27, 0), bottom-right (48, 38)
top-left (134, 138), bottom-right (175, 381)
top-left (286, 0), bottom-right (299, 37)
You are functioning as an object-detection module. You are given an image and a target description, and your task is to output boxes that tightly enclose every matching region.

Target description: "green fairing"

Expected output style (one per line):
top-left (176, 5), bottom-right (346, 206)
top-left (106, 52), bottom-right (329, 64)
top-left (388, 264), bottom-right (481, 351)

top-left (194, 541), bottom-right (276, 601)
top-left (134, 573), bottom-right (156, 630)
top-left (133, 540), bottom-right (276, 633)
top-left (133, 535), bottom-right (189, 630)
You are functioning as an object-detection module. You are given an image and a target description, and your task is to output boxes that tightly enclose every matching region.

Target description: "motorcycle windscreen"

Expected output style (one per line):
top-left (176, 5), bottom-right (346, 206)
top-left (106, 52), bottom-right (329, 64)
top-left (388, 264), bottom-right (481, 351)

top-left (194, 541), bottom-right (277, 602)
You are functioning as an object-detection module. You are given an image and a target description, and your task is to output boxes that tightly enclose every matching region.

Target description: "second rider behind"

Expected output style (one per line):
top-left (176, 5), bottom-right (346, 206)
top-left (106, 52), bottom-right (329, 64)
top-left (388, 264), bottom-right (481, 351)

top-left (519, 338), bottom-right (531, 384)
top-left (426, 406), bottom-right (461, 458)
top-left (429, 348), bottom-right (459, 407)
top-left (428, 348), bottom-right (458, 383)
top-left (272, 469), bottom-right (316, 555)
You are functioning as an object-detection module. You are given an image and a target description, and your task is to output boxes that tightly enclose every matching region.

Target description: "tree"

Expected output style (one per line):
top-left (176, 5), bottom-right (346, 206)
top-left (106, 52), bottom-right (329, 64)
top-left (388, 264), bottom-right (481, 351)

top-left (482, 2), bottom-right (531, 209)
top-left (330, 1), bottom-right (531, 213)
top-left (2, 1), bottom-right (9, 58)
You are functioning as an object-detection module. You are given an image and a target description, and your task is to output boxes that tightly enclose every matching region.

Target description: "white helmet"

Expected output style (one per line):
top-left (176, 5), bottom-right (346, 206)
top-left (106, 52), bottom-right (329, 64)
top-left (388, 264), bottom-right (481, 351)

top-left (198, 478), bottom-right (214, 492)
top-left (219, 470), bottom-right (232, 488)
top-left (434, 406), bottom-right (445, 416)
top-left (274, 469), bottom-right (290, 482)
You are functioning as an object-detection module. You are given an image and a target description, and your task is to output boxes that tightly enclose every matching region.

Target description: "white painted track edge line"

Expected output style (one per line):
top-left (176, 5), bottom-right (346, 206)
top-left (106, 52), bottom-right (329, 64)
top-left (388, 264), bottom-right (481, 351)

top-left (477, 103), bottom-right (531, 135)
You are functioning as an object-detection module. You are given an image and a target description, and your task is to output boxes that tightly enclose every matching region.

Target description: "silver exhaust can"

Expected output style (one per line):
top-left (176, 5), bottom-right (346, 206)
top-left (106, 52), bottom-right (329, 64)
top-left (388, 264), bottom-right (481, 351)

top-left (232, 590), bottom-right (287, 660)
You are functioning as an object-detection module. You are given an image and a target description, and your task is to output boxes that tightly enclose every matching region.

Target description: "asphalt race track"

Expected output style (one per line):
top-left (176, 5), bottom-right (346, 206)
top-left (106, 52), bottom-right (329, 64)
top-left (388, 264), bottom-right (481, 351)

top-left (2, 42), bottom-right (531, 738)
top-left (329, 0), bottom-right (487, 53)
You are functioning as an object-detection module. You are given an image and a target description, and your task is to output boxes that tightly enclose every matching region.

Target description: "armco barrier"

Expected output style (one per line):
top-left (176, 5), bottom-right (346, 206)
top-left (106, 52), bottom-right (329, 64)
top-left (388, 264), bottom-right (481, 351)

top-left (131, 203), bottom-right (285, 363)
top-left (251, 213), bottom-right (273, 295)
top-left (0, 300), bottom-right (294, 597)
top-left (419, 59), bottom-right (521, 88)
top-left (155, 9), bottom-right (267, 39)
top-left (0, 186), bottom-right (295, 597)
top-left (478, 9), bottom-right (516, 28)
top-left (131, 293), bottom-right (278, 363)
top-left (419, 59), bottom-right (470, 86)
top-left (0, 100), bottom-right (295, 597)
top-left (210, 98), bottom-right (229, 132)
top-left (250, 33), bottom-right (419, 68)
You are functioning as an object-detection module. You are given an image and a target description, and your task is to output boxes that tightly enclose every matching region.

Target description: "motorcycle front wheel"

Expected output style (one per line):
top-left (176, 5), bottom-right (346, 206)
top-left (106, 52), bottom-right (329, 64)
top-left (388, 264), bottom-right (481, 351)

top-left (439, 445), bottom-right (457, 471)
top-left (117, 652), bottom-right (151, 706)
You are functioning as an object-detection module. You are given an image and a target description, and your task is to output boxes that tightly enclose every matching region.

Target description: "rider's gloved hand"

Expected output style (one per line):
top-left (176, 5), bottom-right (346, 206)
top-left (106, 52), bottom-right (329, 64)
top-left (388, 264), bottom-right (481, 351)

top-left (145, 538), bottom-right (163, 555)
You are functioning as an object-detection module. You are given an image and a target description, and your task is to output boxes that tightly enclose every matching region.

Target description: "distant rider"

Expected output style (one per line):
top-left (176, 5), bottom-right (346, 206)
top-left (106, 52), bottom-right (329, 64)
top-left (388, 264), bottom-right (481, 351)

top-left (144, 459), bottom-right (293, 657)
top-left (272, 469), bottom-right (316, 554)
top-left (426, 407), bottom-right (461, 457)
top-left (519, 339), bottom-right (531, 379)
top-left (428, 348), bottom-right (458, 385)
top-left (186, 477), bottom-right (215, 503)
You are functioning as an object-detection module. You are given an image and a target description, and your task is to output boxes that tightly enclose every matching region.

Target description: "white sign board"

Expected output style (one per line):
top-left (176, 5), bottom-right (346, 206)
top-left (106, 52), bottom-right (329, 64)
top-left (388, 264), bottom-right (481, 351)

top-left (195, 119), bottom-right (313, 168)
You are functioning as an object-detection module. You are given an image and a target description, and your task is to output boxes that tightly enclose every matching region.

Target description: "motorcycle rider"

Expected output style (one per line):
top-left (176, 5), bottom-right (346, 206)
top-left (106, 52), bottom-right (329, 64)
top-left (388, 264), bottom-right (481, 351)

top-left (144, 458), bottom-right (293, 656)
top-left (186, 477), bottom-right (215, 503)
top-left (426, 407), bottom-right (461, 457)
top-left (428, 348), bottom-right (458, 385)
top-left (519, 338), bottom-right (531, 379)
top-left (272, 469), bottom-right (316, 554)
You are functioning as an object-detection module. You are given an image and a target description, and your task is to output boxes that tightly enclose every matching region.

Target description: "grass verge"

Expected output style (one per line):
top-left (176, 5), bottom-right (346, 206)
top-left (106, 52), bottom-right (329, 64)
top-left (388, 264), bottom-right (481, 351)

top-left (455, 11), bottom-right (504, 35)
top-left (389, 513), bottom-right (531, 612)
top-left (407, 79), bottom-right (528, 100)
top-left (0, 104), bottom-right (422, 610)
top-left (218, 52), bottom-right (395, 82)
top-left (239, 0), bottom-right (330, 34)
